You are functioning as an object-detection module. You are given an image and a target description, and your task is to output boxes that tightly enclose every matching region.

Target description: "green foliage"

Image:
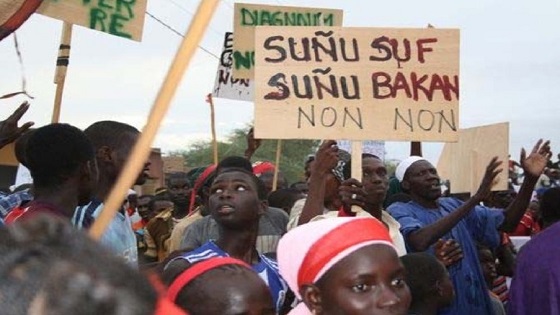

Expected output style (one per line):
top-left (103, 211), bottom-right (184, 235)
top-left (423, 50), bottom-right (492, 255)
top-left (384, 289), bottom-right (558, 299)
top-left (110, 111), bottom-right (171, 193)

top-left (170, 126), bottom-right (320, 184)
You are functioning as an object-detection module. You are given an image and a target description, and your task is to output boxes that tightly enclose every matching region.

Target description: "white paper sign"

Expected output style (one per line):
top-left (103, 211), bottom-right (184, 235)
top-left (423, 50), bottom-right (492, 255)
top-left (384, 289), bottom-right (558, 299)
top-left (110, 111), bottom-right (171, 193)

top-left (212, 32), bottom-right (254, 101)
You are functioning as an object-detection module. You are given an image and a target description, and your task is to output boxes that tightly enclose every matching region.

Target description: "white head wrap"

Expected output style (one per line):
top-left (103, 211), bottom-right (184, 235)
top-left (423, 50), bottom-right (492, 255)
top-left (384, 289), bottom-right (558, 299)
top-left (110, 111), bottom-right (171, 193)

top-left (395, 156), bottom-right (426, 181)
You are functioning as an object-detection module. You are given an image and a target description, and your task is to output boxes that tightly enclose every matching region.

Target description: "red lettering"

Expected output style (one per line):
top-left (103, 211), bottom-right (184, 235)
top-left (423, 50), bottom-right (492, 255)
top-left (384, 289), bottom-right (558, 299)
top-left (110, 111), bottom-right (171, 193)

top-left (393, 72), bottom-right (412, 99)
top-left (371, 72), bottom-right (393, 99)
top-left (416, 38), bottom-right (438, 63)
top-left (410, 72), bottom-right (430, 101)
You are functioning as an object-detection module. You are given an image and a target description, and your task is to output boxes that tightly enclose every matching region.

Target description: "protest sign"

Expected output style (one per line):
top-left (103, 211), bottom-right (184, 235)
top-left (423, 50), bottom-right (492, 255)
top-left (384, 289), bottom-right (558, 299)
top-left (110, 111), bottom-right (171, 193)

top-left (37, 0), bottom-right (147, 41)
top-left (232, 3), bottom-right (343, 79)
top-left (212, 32), bottom-right (254, 101)
top-left (254, 26), bottom-right (460, 142)
top-left (437, 122), bottom-right (509, 194)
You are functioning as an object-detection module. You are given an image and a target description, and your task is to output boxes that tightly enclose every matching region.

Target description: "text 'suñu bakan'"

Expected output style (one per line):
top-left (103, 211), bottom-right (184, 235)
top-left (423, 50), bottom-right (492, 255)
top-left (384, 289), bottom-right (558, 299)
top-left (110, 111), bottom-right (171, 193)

top-left (254, 26), bottom-right (460, 142)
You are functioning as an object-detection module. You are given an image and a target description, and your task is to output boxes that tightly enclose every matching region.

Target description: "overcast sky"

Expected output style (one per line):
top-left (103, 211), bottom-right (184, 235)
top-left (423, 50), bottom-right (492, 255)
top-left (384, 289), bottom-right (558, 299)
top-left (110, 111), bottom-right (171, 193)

top-left (1, 0), bottom-right (559, 165)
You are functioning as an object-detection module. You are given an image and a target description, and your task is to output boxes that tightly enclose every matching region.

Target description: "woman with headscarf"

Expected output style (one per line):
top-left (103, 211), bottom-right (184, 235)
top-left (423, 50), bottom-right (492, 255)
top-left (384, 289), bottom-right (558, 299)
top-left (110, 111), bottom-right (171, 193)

top-left (278, 217), bottom-right (411, 315)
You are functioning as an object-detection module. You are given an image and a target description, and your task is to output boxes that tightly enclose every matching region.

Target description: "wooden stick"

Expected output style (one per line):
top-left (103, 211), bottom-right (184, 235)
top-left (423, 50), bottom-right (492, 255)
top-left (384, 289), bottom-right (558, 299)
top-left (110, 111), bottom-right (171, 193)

top-left (51, 22), bottom-right (73, 123)
top-left (351, 141), bottom-right (363, 213)
top-left (272, 139), bottom-right (282, 192)
top-left (89, 0), bottom-right (220, 240)
top-left (206, 93), bottom-right (218, 165)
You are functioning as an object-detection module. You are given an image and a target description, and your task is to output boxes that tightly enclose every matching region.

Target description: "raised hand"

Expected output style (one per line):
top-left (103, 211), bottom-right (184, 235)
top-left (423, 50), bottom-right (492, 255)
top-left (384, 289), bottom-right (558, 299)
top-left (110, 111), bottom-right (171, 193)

top-left (339, 178), bottom-right (366, 213)
top-left (244, 127), bottom-right (262, 159)
top-left (473, 156), bottom-right (503, 202)
top-left (0, 101), bottom-right (34, 147)
top-left (310, 140), bottom-right (339, 176)
top-left (521, 139), bottom-right (552, 179)
top-left (434, 239), bottom-right (464, 267)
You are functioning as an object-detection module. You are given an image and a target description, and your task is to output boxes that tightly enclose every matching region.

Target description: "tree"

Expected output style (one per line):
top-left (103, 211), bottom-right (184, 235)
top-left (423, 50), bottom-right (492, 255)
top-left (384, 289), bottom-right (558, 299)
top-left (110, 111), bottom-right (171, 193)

top-left (170, 126), bottom-right (320, 184)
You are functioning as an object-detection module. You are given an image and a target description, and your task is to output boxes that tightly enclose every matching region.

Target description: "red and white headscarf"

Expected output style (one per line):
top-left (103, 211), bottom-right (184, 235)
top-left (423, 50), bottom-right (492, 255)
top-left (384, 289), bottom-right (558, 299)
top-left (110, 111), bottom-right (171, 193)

top-left (277, 217), bottom-right (395, 315)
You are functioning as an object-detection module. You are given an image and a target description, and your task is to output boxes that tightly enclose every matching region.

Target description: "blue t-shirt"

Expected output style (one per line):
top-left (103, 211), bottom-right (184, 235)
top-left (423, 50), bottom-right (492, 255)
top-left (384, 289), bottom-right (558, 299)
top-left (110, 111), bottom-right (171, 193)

top-left (388, 197), bottom-right (504, 315)
top-left (169, 241), bottom-right (288, 312)
top-left (73, 199), bottom-right (138, 266)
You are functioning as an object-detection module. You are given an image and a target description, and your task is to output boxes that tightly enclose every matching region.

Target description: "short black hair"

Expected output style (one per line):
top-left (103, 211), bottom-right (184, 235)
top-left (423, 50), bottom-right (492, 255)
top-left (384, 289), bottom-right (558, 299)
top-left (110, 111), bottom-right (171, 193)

top-left (400, 253), bottom-right (447, 305)
top-left (26, 123), bottom-right (94, 188)
top-left (540, 187), bottom-right (560, 226)
top-left (0, 215), bottom-right (157, 315)
top-left (14, 129), bottom-right (35, 167)
top-left (217, 156), bottom-right (253, 173)
top-left (84, 121), bottom-right (139, 150)
top-left (215, 168), bottom-right (268, 201)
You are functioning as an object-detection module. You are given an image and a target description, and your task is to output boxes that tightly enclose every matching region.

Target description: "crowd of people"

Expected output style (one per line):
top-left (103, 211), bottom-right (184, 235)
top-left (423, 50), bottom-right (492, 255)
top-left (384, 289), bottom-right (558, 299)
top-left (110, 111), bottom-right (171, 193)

top-left (0, 101), bottom-right (558, 315)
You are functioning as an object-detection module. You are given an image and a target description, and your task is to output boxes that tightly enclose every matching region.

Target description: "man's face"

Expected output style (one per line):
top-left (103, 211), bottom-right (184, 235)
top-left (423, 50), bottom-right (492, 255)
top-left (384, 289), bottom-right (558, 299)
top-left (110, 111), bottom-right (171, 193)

top-left (116, 132), bottom-right (150, 186)
top-left (260, 171), bottom-right (287, 195)
top-left (137, 196), bottom-right (152, 219)
top-left (403, 160), bottom-right (442, 201)
top-left (478, 248), bottom-right (497, 286)
top-left (168, 177), bottom-right (191, 206)
top-left (208, 171), bottom-right (264, 229)
top-left (362, 157), bottom-right (389, 206)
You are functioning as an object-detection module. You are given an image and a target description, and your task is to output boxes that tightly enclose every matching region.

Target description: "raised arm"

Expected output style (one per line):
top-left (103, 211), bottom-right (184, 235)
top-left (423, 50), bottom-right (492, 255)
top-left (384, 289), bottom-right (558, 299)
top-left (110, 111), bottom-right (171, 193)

top-left (244, 127), bottom-right (262, 160)
top-left (297, 140), bottom-right (338, 226)
top-left (407, 157), bottom-right (502, 251)
top-left (0, 101), bottom-right (34, 149)
top-left (500, 140), bottom-right (551, 232)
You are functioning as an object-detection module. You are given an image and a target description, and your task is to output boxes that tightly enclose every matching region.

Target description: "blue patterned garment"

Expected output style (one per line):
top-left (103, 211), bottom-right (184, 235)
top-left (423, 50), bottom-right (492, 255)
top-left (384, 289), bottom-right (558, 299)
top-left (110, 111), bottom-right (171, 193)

top-left (73, 199), bottom-right (138, 266)
top-left (389, 197), bottom-right (504, 315)
top-left (168, 240), bottom-right (288, 313)
top-left (0, 189), bottom-right (33, 219)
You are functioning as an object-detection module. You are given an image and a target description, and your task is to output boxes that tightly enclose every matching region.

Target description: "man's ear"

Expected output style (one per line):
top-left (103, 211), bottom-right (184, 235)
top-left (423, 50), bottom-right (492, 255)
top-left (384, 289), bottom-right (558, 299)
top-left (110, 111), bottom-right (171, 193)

top-left (300, 284), bottom-right (323, 314)
top-left (96, 146), bottom-right (112, 163)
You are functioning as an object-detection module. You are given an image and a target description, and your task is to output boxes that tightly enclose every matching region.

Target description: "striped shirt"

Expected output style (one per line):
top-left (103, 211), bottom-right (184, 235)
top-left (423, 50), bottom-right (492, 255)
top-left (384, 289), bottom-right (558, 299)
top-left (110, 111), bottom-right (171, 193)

top-left (169, 241), bottom-right (288, 312)
top-left (73, 199), bottom-right (138, 266)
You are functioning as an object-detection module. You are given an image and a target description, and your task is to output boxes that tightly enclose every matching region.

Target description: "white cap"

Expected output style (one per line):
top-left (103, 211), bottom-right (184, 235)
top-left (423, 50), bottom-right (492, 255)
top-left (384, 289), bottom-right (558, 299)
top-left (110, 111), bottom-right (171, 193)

top-left (395, 156), bottom-right (426, 181)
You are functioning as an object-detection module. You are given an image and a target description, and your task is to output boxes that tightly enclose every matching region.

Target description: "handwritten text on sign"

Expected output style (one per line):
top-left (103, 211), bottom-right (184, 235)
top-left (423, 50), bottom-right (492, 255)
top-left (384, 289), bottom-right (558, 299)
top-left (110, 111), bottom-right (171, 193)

top-left (37, 0), bottom-right (147, 41)
top-left (232, 3), bottom-right (342, 79)
top-left (212, 32), bottom-right (254, 101)
top-left (254, 27), bottom-right (460, 142)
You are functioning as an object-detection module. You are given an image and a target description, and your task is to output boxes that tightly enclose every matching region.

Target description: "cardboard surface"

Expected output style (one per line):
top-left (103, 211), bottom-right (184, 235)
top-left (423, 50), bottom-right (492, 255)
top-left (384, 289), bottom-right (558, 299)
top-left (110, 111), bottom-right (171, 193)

top-left (233, 3), bottom-right (342, 79)
top-left (254, 26), bottom-right (460, 142)
top-left (37, 0), bottom-right (147, 41)
top-left (437, 122), bottom-right (509, 194)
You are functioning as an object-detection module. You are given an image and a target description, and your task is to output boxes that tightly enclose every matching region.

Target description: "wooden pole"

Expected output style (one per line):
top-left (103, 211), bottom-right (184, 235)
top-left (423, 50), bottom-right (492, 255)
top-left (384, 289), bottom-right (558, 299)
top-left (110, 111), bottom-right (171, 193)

top-left (89, 0), bottom-right (220, 240)
top-left (272, 139), bottom-right (282, 192)
top-left (351, 141), bottom-right (362, 213)
top-left (206, 93), bottom-right (218, 165)
top-left (51, 22), bottom-right (73, 123)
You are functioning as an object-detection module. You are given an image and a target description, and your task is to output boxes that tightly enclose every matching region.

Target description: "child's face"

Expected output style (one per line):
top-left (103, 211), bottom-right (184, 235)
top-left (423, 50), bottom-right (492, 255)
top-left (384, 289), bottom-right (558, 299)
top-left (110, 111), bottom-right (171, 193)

top-left (478, 248), bottom-right (497, 286)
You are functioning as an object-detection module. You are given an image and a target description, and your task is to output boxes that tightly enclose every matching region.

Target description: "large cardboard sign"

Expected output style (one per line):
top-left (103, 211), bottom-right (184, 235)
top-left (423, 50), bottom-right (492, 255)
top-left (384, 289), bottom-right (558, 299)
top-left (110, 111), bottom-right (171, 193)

top-left (437, 122), bottom-right (509, 194)
top-left (37, 0), bottom-right (148, 41)
top-left (232, 3), bottom-right (343, 79)
top-left (254, 27), bottom-right (460, 141)
top-left (212, 32), bottom-right (254, 101)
